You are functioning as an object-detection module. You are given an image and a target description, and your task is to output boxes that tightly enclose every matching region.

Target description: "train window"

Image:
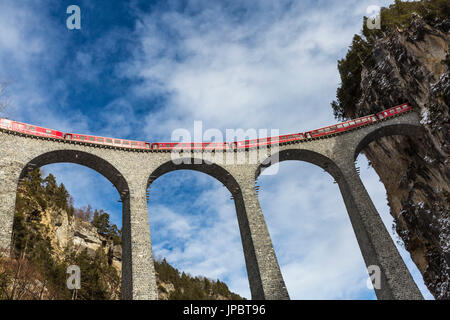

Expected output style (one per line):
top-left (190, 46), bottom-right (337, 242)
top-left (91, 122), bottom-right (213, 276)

top-left (402, 105), bottom-right (408, 109)
top-left (123, 141), bottom-right (129, 145)
top-left (89, 137), bottom-right (95, 141)
top-left (343, 123), bottom-right (349, 127)
top-left (46, 129), bottom-right (52, 134)
top-left (131, 142), bottom-right (137, 146)
top-left (80, 136), bottom-right (85, 140)
top-left (355, 119), bottom-right (360, 124)
top-left (390, 110), bottom-right (395, 113)
top-left (324, 128), bottom-right (330, 132)
top-left (350, 121), bottom-right (355, 125)
top-left (106, 139), bottom-right (112, 143)
top-left (318, 129), bottom-right (324, 133)
top-left (153, 144), bottom-right (159, 149)
top-left (98, 138), bottom-right (104, 142)
top-left (114, 140), bottom-right (121, 144)
top-left (396, 107), bottom-right (401, 111)
top-left (337, 124), bottom-right (342, 128)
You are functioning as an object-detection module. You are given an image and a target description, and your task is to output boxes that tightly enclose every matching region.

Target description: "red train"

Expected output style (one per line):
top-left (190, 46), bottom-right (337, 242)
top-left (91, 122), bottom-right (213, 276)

top-left (0, 103), bottom-right (412, 151)
top-left (64, 133), bottom-right (151, 150)
top-left (0, 118), bottom-right (63, 139)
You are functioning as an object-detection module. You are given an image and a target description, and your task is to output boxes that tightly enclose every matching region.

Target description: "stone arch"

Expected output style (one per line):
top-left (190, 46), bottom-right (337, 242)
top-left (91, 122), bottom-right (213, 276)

top-left (14, 149), bottom-right (131, 298)
top-left (353, 123), bottom-right (424, 161)
top-left (254, 143), bottom-right (423, 299)
top-left (148, 157), bottom-right (240, 194)
top-left (147, 157), bottom-right (279, 299)
top-left (256, 148), bottom-right (344, 183)
top-left (19, 149), bottom-right (129, 196)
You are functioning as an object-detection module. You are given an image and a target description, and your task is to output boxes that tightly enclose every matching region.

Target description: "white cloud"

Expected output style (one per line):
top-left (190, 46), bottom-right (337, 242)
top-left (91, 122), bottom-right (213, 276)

top-left (120, 0), bottom-right (394, 140)
top-left (0, 1), bottom-right (91, 133)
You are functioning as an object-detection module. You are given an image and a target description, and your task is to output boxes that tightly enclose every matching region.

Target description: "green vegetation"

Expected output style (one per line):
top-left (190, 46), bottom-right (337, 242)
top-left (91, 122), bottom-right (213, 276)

top-left (331, 0), bottom-right (449, 120)
top-left (155, 258), bottom-right (244, 300)
top-left (1, 169), bottom-right (121, 299)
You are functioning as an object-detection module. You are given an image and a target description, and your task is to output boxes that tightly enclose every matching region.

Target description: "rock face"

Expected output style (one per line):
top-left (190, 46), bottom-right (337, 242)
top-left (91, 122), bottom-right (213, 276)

top-left (39, 206), bottom-right (122, 274)
top-left (337, 16), bottom-right (449, 299)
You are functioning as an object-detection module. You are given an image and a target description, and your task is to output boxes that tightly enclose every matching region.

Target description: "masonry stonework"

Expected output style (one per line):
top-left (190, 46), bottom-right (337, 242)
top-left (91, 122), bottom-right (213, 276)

top-left (0, 111), bottom-right (424, 299)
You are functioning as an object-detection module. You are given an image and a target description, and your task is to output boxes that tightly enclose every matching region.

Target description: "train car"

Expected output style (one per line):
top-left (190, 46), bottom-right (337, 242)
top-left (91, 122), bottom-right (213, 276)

top-left (64, 133), bottom-right (150, 149)
top-left (233, 133), bottom-right (305, 149)
top-left (201, 142), bottom-right (228, 151)
top-left (376, 103), bottom-right (411, 120)
top-left (0, 118), bottom-right (63, 139)
top-left (152, 142), bottom-right (229, 151)
top-left (234, 139), bottom-right (259, 149)
top-left (151, 142), bottom-right (181, 150)
top-left (305, 114), bottom-right (376, 139)
top-left (278, 133), bottom-right (304, 144)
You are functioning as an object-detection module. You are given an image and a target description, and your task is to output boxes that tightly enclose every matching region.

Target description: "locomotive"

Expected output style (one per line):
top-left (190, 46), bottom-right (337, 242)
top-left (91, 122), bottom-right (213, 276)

top-left (0, 103), bottom-right (412, 151)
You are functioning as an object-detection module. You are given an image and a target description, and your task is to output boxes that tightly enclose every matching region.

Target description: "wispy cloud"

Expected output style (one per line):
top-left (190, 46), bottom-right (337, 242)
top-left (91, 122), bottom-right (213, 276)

top-left (119, 0), bottom-right (393, 139)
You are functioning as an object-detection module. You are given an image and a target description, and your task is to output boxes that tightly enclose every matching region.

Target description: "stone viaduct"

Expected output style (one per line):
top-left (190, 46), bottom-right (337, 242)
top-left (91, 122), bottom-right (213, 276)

top-left (0, 111), bottom-right (425, 300)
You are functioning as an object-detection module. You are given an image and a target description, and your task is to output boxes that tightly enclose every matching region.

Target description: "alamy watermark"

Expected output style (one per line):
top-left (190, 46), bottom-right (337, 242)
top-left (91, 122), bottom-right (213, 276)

top-left (169, 121), bottom-right (280, 175)
top-left (67, 265), bottom-right (81, 290)
top-left (66, 5), bottom-right (81, 30)
top-left (366, 5), bottom-right (381, 30)
top-left (366, 265), bottom-right (381, 290)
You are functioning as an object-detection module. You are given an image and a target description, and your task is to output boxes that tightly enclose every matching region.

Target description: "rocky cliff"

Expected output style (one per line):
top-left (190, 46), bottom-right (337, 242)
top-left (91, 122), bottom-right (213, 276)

top-left (332, 1), bottom-right (449, 299)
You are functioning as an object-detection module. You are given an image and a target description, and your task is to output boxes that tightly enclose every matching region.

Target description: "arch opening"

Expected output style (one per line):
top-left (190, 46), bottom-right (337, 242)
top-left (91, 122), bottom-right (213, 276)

top-left (353, 123), bottom-right (424, 161)
top-left (354, 130), bottom-right (434, 299)
top-left (256, 150), bottom-right (376, 299)
top-left (146, 162), bottom-right (249, 299)
top-left (6, 150), bottom-right (128, 300)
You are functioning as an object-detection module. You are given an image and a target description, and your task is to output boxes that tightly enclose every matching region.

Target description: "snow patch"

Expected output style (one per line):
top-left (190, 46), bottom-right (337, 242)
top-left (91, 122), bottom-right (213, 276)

top-left (420, 108), bottom-right (431, 125)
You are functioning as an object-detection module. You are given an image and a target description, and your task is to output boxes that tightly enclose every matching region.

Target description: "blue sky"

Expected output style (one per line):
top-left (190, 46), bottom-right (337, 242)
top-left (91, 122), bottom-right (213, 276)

top-left (0, 0), bottom-right (433, 299)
